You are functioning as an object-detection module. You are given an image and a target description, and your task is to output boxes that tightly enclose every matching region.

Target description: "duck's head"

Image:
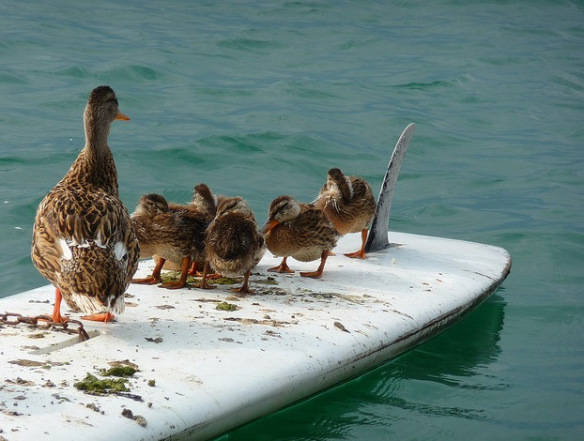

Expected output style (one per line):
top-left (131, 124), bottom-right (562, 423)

top-left (216, 196), bottom-right (253, 218)
top-left (192, 183), bottom-right (217, 214)
top-left (133, 193), bottom-right (169, 217)
top-left (84, 85), bottom-right (130, 126)
top-left (262, 195), bottom-right (301, 234)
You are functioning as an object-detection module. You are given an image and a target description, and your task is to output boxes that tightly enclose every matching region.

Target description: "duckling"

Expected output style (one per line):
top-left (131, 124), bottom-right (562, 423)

top-left (31, 86), bottom-right (139, 323)
top-left (167, 183), bottom-right (220, 276)
top-left (131, 193), bottom-right (207, 289)
top-left (263, 195), bottom-right (339, 278)
top-left (130, 194), bottom-right (170, 285)
top-left (313, 168), bottom-right (376, 259)
top-left (204, 197), bottom-right (265, 293)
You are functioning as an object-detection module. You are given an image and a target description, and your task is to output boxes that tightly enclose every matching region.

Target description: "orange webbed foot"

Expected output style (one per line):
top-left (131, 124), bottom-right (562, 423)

top-left (268, 265), bottom-right (294, 273)
top-left (82, 312), bottom-right (115, 323)
top-left (268, 257), bottom-right (294, 273)
top-left (230, 272), bottom-right (253, 294)
top-left (300, 270), bottom-right (323, 278)
top-left (268, 262), bottom-right (294, 273)
top-left (299, 251), bottom-right (328, 278)
top-left (344, 250), bottom-right (366, 259)
top-left (132, 276), bottom-right (161, 285)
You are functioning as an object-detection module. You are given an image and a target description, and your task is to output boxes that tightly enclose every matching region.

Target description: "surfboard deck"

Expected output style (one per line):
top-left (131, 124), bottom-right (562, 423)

top-left (0, 231), bottom-right (510, 441)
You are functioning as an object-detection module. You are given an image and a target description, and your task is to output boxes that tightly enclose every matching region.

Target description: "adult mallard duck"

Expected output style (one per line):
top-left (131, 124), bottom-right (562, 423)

top-left (313, 168), bottom-right (376, 259)
top-left (131, 193), bottom-right (207, 289)
top-left (204, 197), bottom-right (265, 293)
top-left (263, 195), bottom-right (339, 278)
top-left (31, 86), bottom-right (139, 323)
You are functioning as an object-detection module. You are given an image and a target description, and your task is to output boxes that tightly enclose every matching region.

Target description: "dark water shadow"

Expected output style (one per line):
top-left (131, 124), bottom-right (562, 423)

top-left (212, 292), bottom-right (506, 441)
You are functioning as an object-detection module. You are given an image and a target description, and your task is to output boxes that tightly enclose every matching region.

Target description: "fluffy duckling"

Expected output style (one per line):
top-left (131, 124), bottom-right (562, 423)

top-left (169, 183), bottom-right (222, 276)
top-left (204, 197), bottom-right (265, 293)
top-left (131, 193), bottom-right (207, 289)
top-left (313, 168), bottom-right (376, 259)
top-left (263, 195), bottom-right (339, 278)
top-left (31, 86), bottom-right (139, 323)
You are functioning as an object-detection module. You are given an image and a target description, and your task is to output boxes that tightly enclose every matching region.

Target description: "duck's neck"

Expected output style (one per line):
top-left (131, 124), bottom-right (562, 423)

top-left (193, 190), bottom-right (216, 215)
top-left (67, 111), bottom-right (119, 196)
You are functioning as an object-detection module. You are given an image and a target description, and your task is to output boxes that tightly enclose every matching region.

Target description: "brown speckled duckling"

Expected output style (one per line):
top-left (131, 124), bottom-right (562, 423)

top-left (204, 197), bottom-right (265, 293)
top-left (164, 183), bottom-right (219, 275)
top-left (131, 193), bottom-right (207, 289)
top-left (263, 195), bottom-right (339, 278)
top-left (31, 86), bottom-right (139, 323)
top-left (313, 168), bottom-right (376, 259)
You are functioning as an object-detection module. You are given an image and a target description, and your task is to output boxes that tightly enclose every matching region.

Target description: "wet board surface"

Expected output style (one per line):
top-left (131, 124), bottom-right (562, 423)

top-left (0, 231), bottom-right (510, 441)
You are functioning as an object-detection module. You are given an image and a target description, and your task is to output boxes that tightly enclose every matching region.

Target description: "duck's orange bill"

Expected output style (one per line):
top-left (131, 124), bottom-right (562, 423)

top-left (115, 111), bottom-right (130, 121)
top-left (262, 219), bottom-right (279, 234)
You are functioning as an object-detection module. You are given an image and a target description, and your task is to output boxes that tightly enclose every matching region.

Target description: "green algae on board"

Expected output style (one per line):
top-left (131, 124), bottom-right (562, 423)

top-left (159, 270), bottom-right (240, 286)
top-left (74, 373), bottom-right (129, 393)
top-left (216, 301), bottom-right (239, 311)
top-left (99, 366), bottom-right (138, 377)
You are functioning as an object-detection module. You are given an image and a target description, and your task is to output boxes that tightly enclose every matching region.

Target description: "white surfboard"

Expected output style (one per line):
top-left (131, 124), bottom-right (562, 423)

top-left (0, 231), bottom-right (510, 441)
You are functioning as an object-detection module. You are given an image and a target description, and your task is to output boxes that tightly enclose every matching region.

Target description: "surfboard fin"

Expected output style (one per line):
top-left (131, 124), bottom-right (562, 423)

top-left (365, 123), bottom-right (415, 252)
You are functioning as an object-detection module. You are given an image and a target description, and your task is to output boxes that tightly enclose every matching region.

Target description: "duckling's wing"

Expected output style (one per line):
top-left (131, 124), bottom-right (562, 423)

top-left (295, 207), bottom-right (339, 249)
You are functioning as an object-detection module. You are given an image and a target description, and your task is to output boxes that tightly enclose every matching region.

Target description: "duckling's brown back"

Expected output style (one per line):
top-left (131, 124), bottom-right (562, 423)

top-left (206, 213), bottom-right (258, 260)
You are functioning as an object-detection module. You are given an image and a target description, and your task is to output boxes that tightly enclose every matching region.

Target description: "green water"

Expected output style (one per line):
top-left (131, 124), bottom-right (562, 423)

top-left (1, 0), bottom-right (583, 439)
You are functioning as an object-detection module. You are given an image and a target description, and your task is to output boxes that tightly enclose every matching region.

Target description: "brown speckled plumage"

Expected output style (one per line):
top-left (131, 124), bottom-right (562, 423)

top-left (314, 168), bottom-right (376, 234)
top-left (204, 197), bottom-right (265, 293)
top-left (313, 168), bottom-right (376, 258)
top-left (263, 195), bottom-right (339, 277)
top-left (31, 86), bottom-right (139, 320)
top-left (131, 193), bottom-right (208, 288)
top-left (157, 183), bottom-right (218, 272)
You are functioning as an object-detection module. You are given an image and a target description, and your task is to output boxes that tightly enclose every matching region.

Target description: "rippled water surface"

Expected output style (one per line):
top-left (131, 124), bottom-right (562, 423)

top-left (1, 1), bottom-right (583, 439)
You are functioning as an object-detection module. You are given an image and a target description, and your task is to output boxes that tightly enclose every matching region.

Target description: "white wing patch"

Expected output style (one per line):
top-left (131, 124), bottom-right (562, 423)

top-left (58, 238), bottom-right (73, 260)
top-left (58, 233), bottom-right (116, 260)
top-left (114, 241), bottom-right (127, 262)
top-left (95, 231), bottom-right (107, 249)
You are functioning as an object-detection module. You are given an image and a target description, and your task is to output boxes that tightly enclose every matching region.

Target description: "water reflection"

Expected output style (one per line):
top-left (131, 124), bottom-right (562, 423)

top-left (214, 292), bottom-right (506, 441)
